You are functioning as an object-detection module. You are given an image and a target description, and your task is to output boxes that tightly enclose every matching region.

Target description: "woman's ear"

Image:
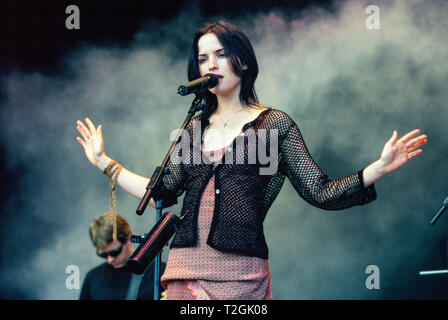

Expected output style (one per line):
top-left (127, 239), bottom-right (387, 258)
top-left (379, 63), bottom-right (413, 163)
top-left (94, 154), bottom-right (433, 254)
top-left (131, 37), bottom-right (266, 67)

top-left (237, 56), bottom-right (248, 71)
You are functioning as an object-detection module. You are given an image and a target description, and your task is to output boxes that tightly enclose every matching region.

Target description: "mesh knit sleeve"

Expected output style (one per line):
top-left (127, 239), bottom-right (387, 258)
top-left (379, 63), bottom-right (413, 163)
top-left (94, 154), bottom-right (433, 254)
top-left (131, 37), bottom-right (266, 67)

top-left (156, 121), bottom-right (192, 208)
top-left (279, 118), bottom-right (376, 211)
top-left (158, 150), bottom-right (186, 207)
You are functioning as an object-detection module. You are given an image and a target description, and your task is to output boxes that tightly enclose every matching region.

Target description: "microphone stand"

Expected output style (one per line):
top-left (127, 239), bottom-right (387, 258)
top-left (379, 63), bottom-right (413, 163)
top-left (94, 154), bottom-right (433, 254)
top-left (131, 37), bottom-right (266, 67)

top-left (419, 234), bottom-right (448, 285)
top-left (430, 197), bottom-right (448, 225)
top-left (135, 94), bottom-right (206, 300)
top-left (418, 270), bottom-right (448, 275)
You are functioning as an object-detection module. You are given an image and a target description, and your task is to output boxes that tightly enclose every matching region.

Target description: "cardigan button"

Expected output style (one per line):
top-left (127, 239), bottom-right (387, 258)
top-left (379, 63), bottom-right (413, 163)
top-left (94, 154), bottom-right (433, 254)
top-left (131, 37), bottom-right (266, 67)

top-left (215, 189), bottom-right (220, 194)
top-left (227, 147), bottom-right (232, 152)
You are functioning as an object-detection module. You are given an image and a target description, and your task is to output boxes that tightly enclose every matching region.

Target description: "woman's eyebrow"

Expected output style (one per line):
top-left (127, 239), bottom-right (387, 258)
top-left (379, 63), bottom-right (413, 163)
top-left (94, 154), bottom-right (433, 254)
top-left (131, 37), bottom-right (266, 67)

top-left (198, 48), bottom-right (225, 57)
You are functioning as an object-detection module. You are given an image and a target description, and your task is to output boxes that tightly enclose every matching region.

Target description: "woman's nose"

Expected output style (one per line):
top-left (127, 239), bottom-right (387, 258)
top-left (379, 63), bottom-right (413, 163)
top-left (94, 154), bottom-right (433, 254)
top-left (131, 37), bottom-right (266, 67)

top-left (208, 57), bottom-right (218, 71)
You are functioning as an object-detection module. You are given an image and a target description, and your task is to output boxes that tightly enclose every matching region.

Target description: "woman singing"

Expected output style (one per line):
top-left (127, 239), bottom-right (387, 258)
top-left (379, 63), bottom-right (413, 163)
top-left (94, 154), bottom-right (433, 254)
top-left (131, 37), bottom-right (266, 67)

top-left (76, 21), bottom-right (427, 300)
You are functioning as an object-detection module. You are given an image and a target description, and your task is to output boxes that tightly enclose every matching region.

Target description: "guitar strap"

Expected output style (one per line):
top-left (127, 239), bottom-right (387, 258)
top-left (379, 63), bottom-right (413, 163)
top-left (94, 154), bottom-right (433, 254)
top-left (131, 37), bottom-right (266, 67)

top-left (125, 273), bottom-right (144, 300)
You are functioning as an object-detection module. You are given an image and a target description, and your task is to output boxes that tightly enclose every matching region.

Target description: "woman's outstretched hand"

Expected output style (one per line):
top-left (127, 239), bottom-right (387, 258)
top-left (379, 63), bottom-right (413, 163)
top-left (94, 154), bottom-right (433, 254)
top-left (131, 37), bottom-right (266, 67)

top-left (362, 129), bottom-right (427, 188)
top-left (76, 117), bottom-right (108, 170)
top-left (378, 129), bottom-right (427, 174)
top-left (76, 118), bottom-right (151, 202)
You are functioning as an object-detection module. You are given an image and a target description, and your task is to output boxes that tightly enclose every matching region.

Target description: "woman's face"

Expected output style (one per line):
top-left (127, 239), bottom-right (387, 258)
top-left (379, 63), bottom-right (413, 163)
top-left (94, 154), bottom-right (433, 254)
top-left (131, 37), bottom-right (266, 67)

top-left (197, 33), bottom-right (241, 97)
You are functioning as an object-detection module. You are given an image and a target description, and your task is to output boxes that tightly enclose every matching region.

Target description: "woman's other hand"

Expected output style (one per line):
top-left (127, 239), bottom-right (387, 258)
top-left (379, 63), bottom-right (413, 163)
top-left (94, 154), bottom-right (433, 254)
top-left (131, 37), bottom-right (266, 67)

top-left (76, 117), bottom-right (110, 171)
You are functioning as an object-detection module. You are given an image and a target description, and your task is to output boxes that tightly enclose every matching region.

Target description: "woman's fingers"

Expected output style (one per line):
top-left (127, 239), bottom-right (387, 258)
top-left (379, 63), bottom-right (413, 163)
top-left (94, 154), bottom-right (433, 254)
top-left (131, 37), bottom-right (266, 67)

top-left (97, 124), bottom-right (103, 138)
top-left (85, 117), bottom-right (97, 136)
top-left (77, 120), bottom-right (92, 139)
top-left (77, 124), bottom-right (90, 142)
top-left (399, 129), bottom-right (421, 144)
top-left (408, 149), bottom-right (423, 159)
top-left (406, 135), bottom-right (427, 148)
top-left (407, 139), bottom-right (427, 153)
top-left (76, 136), bottom-right (86, 147)
top-left (387, 130), bottom-right (398, 145)
top-left (77, 119), bottom-right (101, 144)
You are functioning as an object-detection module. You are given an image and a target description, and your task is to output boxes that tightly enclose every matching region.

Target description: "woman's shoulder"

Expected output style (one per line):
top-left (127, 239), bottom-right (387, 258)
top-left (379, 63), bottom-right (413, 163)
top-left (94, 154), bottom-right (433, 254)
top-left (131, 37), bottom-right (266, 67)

top-left (261, 107), bottom-right (296, 127)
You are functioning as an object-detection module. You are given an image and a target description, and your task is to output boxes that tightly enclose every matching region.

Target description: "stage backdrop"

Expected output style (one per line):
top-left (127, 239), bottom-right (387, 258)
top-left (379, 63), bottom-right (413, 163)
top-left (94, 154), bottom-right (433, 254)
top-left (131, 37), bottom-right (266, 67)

top-left (0, 0), bottom-right (447, 299)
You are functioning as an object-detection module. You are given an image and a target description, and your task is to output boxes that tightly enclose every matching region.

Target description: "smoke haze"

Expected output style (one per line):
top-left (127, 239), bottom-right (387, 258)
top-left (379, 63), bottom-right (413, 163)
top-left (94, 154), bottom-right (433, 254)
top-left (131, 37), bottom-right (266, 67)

top-left (0, 0), bottom-right (447, 299)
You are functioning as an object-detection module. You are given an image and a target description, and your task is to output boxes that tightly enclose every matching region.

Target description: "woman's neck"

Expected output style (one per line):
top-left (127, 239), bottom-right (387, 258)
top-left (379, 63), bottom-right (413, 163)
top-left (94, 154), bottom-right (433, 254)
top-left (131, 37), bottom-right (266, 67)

top-left (215, 90), bottom-right (245, 116)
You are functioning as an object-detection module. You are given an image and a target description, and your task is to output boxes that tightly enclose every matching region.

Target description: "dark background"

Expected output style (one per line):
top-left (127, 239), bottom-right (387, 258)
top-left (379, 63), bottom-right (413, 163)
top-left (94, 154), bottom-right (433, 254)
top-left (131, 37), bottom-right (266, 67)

top-left (0, 0), bottom-right (338, 74)
top-left (0, 0), bottom-right (447, 300)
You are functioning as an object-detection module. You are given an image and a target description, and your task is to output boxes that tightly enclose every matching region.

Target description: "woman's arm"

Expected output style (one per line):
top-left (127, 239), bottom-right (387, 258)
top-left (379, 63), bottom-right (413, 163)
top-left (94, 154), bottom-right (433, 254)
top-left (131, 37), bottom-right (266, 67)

top-left (76, 117), bottom-right (156, 208)
top-left (279, 112), bottom-right (427, 210)
top-left (280, 119), bottom-right (374, 210)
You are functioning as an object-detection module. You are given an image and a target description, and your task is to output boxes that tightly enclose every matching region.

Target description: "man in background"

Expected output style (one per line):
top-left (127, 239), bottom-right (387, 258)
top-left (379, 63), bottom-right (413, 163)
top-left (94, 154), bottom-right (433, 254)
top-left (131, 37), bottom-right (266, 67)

top-left (80, 213), bottom-right (165, 300)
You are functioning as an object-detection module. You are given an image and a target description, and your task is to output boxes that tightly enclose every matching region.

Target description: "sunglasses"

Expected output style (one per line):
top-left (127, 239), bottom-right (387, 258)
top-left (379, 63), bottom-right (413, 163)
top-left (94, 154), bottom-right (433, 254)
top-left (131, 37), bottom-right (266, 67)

top-left (96, 243), bottom-right (123, 258)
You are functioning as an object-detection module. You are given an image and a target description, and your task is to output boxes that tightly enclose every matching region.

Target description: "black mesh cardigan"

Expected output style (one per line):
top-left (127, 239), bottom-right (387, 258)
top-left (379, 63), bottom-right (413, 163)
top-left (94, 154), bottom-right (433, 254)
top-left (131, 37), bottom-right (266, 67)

top-left (159, 108), bottom-right (377, 259)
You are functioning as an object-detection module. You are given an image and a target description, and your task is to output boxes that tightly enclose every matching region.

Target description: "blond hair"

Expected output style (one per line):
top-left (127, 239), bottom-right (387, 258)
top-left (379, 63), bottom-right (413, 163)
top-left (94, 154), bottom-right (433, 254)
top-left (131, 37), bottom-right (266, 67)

top-left (89, 213), bottom-right (132, 250)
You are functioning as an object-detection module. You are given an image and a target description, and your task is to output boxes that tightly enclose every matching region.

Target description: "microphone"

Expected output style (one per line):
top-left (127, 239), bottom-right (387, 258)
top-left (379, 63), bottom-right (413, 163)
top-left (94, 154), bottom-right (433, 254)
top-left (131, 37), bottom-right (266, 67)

top-left (127, 212), bottom-right (182, 275)
top-left (430, 196), bottom-right (448, 225)
top-left (177, 73), bottom-right (219, 96)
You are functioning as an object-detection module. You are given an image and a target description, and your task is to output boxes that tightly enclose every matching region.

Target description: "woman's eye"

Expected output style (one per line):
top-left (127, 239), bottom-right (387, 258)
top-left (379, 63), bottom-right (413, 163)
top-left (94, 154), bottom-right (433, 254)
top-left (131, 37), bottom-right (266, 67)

top-left (198, 59), bottom-right (206, 64)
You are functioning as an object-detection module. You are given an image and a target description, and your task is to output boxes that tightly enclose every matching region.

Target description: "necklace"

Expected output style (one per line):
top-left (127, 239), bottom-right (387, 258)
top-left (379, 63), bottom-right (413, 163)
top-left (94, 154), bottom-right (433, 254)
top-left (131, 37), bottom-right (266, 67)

top-left (216, 108), bottom-right (245, 127)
